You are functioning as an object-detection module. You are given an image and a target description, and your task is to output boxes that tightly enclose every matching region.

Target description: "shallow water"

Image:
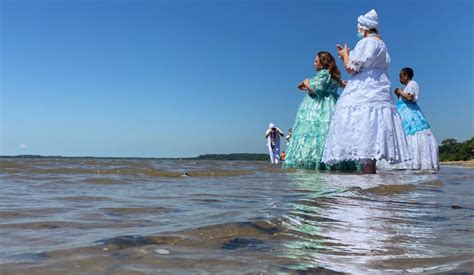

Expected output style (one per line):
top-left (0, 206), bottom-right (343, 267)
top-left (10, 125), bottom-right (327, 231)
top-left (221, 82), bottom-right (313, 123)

top-left (0, 158), bottom-right (473, 274)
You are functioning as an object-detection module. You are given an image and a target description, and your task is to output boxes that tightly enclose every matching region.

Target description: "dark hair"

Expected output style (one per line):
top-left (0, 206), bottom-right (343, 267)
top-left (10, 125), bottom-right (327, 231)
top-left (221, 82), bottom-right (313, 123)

top-left (401, 67), bottom-right (414, 79)
top-left (368, 28), bottom-right (378, 34)
top-left (317, 51), bottom-right (341, 83)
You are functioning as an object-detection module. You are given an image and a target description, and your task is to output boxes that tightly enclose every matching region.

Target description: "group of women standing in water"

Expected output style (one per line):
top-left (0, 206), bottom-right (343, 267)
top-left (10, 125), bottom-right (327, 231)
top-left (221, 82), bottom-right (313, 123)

top-left (283, 9), bottom-right (439, 174)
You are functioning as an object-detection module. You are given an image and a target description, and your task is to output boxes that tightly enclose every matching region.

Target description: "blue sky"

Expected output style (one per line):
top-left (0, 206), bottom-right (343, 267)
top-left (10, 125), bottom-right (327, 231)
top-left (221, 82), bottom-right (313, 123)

top-left (1, 0), bottom-right (472, 157)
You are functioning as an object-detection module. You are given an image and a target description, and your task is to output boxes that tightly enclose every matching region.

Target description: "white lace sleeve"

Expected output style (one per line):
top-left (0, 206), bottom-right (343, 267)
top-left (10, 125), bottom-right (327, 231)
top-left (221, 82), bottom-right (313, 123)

top-left (348, 38), bottom-right (377, 71)
top-left (404, 80), bottom-right (419, 102)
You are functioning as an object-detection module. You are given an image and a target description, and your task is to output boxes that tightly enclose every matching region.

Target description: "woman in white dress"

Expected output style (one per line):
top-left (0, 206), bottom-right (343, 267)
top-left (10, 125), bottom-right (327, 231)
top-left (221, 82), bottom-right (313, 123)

top-left (322, 9), bottom-right (410, 174)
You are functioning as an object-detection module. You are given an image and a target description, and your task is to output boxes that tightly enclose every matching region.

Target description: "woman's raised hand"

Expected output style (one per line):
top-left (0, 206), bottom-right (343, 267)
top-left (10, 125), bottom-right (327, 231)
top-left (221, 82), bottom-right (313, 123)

top-left (297, 79), bottom-right (310, 90)
top-left (297, 82), bottom-right (306, 90)
top-left (336, 44), bottom-right (349, 59)
top-left (303, 79), bottom-right (311, 89)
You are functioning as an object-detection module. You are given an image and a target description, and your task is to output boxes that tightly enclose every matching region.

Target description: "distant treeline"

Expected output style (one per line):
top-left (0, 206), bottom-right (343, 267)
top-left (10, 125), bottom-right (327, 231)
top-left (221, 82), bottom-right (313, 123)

top-left (195, 153), bottom-right (269, 161)
top-left (1, 155), bottom-right (64, 158)
top-left (4, 139), bottom-right (472, 162)
top-left (439, 137), bottom-right (474, 161)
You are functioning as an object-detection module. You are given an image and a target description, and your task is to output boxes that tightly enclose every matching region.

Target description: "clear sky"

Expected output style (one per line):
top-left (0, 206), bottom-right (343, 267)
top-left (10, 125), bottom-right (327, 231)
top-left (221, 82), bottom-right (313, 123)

top-left (1, 0), bottom-right (473, 157)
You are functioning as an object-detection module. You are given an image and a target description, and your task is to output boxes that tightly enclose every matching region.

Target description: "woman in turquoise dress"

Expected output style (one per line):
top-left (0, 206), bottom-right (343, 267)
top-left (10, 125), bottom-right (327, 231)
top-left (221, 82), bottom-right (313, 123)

top-left (284, 51), bottom-right (355, 170)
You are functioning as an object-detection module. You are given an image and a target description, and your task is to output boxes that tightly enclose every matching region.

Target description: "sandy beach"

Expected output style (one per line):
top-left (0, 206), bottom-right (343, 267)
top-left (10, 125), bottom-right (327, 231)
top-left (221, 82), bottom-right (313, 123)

top-left (441, 160), bottom-right (474, 168)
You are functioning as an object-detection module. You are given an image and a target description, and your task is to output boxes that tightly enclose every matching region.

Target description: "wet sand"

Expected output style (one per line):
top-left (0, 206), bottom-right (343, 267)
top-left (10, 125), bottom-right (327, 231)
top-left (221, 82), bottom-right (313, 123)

top-left (441, 160), bottom-right (474, 168)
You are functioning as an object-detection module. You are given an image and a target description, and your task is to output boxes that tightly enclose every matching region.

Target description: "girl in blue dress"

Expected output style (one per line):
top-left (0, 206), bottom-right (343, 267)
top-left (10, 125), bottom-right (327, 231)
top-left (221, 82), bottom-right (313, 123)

top-left (392, 67), bottom-right (439, 170)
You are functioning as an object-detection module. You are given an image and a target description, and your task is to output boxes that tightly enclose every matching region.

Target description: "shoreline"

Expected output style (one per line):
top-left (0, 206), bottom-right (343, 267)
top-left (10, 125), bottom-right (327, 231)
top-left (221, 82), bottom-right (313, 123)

top-left (441, 160), bottom-right (474, 169)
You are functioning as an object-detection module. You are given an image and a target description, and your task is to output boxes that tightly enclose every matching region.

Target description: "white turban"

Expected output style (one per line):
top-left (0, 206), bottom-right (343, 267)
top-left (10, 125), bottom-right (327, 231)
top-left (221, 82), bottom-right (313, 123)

top-left (357, 9), bottom-right (379, 31)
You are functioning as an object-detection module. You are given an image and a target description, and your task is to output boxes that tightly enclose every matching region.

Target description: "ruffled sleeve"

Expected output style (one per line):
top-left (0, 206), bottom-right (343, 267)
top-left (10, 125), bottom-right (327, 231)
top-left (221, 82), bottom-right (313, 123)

top-left (404, 80), bottom-right (420, 102)
top-left (308, 69), bottom-right (331, 96)
top-left (347, 38), bottom-right (377, 71)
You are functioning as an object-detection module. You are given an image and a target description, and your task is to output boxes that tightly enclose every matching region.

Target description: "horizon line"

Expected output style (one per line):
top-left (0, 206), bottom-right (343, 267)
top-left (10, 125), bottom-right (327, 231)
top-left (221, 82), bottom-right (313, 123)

top-left (0, 153), bottom-right (269, 159)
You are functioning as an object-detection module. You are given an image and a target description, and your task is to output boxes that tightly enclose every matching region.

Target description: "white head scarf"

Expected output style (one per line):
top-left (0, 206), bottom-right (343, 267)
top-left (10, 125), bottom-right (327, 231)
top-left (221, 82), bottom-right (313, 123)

top-left (268, 123), bottom-right (275, 128)
top-left (357, 9), bottom-right (379, 31)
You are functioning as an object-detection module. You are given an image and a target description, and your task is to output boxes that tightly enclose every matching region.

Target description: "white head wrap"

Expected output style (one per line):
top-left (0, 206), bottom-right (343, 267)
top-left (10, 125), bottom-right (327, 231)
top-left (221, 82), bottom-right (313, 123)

top-left (268, 123), bottom-right (275, 128)
top-left (357, 9), bottom-right (379, 31)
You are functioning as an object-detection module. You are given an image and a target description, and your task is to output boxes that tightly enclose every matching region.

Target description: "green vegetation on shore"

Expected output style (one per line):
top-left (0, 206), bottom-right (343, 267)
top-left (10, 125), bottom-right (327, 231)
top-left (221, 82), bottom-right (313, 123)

top-left (195, 153), bottom-right (268, 161)
top-left (439, 137), bottom-right (474, 161)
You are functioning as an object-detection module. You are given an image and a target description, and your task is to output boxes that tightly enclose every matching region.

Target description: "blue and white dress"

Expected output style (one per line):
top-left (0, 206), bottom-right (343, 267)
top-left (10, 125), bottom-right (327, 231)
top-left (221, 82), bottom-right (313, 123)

top-left (392, 80), bottom-right (439, 170)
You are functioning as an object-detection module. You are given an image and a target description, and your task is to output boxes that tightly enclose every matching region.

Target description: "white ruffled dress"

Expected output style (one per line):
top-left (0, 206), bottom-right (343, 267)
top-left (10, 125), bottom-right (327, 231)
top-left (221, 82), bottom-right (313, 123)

top-left (322, 37), bottom-right (411, 165)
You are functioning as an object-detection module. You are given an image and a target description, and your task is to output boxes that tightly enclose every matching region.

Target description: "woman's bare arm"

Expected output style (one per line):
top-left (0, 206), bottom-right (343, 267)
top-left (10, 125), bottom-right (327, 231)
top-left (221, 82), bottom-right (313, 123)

top-left (395, 88), bottom-right (415, 101)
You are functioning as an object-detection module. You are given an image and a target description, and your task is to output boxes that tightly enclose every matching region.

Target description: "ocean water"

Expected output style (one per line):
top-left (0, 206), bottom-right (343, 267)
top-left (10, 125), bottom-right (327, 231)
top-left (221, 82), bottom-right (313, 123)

top-left (0, 158), bottom-right (473, 274)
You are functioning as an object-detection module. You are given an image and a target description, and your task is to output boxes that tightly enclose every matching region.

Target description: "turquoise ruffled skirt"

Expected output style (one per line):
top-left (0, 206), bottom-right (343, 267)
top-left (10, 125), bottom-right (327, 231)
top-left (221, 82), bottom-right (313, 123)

top-left (283, 93), bottom-right (357, 170)
top-left (396, 100), bottom-right (431, 135)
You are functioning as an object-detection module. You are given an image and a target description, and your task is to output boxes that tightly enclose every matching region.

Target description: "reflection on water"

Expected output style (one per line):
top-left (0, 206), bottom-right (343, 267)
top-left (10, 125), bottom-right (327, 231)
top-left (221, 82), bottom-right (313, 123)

top-left (0, 158), bottom-right (473, 273)
top-left (280, 171), bottom-right (474, 273)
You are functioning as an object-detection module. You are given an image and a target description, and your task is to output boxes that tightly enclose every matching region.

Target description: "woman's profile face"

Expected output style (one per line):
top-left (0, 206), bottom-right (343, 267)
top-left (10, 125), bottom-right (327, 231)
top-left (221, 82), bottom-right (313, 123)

top-left (399, 71), bottom-right (410, 85)
top-left (314, 56), bottom-right (322, 71)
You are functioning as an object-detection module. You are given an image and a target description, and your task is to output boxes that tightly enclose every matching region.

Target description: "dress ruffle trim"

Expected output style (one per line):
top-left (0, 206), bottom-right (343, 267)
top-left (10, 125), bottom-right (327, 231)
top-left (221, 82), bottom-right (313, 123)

top-left (322, 104), bottom-right (411, 165)
top-left (377, 129), bottom-right (439, 170)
